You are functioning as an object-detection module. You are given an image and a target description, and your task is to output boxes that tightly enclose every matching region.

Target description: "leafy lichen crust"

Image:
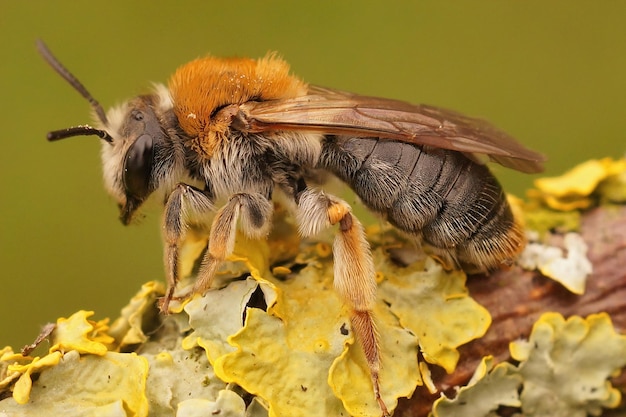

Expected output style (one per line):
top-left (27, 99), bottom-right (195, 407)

top-left (0, 229), bottom-right (490, 416)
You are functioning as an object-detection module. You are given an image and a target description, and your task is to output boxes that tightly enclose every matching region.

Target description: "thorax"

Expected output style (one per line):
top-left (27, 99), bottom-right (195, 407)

top-left (186, 131), bottom-right (324, 200)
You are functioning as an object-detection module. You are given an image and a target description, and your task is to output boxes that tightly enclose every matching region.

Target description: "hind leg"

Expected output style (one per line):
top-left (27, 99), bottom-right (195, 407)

top-left (295, 186), bottom-right (388, 416)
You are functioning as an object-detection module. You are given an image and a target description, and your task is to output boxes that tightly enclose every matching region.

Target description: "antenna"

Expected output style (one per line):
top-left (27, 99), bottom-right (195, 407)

top-left (47, 125), bottom-right (113, 143)
top-left (36, 39), bottom-right (110, 128)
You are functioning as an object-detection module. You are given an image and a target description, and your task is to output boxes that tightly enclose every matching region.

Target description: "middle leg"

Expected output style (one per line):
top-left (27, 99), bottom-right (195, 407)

top-left (191, 192), bottom-right (273, 297)
top-left (161, 188), bottom-right (272, 312)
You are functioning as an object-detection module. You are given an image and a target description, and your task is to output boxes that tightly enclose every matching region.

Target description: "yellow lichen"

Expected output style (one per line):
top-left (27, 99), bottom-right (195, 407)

top-left (8, 351), bottom-right (63, 404)
top-left (205, 245), bottom-right (355, 416)
top-left (0, 351), bottom-right (149, 415)
top-left (431, 357), bottom-right (522, 417)
top-left (142, 337), bottom-right (229, 415)
top-left (1, 223), bottom-right (495, 417)
top-left (176, 390), bottom-right (247, 417)
top-left (329, 301), bottom-right (421, 417)
top-left (518, 232), bottom-right (592, 294)
top-left (377, 255), bottom-right (491, 373)
top-left (531, 157), bottom-right (626, 211)
top-left (0, 348), bottom-right (24, 390)
top-left (50, 310), bottom-right (114, 355)
top-left (1, 310), bottom-right (119, 405)
top-left (108, 281), bottom-right (165, 348)
top-left (432, 313), bottom-right (626, 417)
top-left (271, 265), bottom-right (291, 277)
top-left (182, 235), bottom-right (486, 417)
top-left (216, 307), bottom-right (349, 417)
top-left (510, 312), bottom-right (626, 416)
top-left (521, 207), bottom-right (581, 235)
top-left (183, 277), bottom-right (277, 362)
top-left (419, 361), bottom-right (437, 394)
top-left (6, 155), bottom-right (626, 416)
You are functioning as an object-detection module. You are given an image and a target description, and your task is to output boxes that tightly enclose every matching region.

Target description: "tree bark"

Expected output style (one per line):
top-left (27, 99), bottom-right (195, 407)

top-left (396, 205), bottom-right (626, 417)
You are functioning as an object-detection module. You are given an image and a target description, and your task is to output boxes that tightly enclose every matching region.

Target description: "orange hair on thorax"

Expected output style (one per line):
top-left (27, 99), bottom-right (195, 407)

top-left (169, 53), bottom-right (307, 156)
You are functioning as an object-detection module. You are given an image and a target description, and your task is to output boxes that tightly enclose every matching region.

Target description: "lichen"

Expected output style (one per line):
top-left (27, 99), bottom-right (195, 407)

top-left (2, 157), bottom-right (626, 417)
top-left (430, 357), bottom-right (522, 417)
top-left (521, 157), bottom-right (626, 235)
top-left (511, 312), bottom-right (626, 417)
top-left (530, 157), bottom-right (626, 211)
top-left (518, 232), bottom-right (592, 294)
top-left (432, 313), bottom-right (626, 417)
top-left (0, 350), bottom-right (148, 416)
top-left (377, 255), bottom-right (491, 373)
top-left (0, 231), bottom-right (489, 417)
top-left (516, 159), bottom-right (626, 293)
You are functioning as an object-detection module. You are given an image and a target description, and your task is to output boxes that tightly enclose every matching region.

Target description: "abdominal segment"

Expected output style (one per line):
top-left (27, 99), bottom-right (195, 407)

top-left (317, 136), bottom-right (525, 272)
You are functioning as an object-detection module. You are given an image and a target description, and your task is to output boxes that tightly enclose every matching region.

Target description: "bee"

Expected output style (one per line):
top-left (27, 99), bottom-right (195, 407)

top-left (37, 40), bottom-right (543, 415)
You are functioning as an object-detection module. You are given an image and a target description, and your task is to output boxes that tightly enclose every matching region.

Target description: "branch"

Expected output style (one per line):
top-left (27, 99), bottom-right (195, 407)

top-left (397, 205), bottom-right (626, 417)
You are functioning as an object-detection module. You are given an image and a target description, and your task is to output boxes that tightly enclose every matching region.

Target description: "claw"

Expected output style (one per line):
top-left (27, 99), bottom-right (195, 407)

top-left (158, 288), bottom-right (192, 314)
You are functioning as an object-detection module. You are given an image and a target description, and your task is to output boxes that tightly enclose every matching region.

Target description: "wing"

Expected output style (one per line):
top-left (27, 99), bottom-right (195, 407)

top-left (234, 85), bottom-right (545, 173)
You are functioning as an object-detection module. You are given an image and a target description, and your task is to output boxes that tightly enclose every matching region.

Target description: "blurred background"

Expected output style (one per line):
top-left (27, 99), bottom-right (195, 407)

top-left (1, 1), bottom-right (625, 349)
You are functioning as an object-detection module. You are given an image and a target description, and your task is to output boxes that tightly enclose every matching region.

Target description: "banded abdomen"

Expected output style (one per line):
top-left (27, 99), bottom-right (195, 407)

top-left (318, 135), bottom-right (525, 272)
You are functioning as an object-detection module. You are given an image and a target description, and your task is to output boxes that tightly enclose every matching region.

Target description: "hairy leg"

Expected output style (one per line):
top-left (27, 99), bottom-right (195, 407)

top-left (296, 187), bottom-right (388, 416)
top-left (162, 186), bottom-right (272, 312)
top-left (191, 192), bottom-right (272, 296)
top-left (161, 183), bottom-right (215, 313)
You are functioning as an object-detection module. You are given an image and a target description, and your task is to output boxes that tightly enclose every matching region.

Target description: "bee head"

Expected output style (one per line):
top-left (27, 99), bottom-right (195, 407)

top-left (98, 89), bottom-right (177, 224)
top-left (37, 40), bottom-right (180, 225)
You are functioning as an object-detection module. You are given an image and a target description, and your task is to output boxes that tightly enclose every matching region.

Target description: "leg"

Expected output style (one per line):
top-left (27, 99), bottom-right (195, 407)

top-left (190, 192), bottom-right (272, 296)
top-left (161, 183), bottom-right (215, 313)
top-left (162, 189), bottom-right (272, 312)
top-left (296, 188), bottom-right (388, 416)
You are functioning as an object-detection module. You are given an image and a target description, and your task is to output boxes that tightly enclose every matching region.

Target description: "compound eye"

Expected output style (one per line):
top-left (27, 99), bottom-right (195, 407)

top-left (122, 134), bottom-right (154, 200)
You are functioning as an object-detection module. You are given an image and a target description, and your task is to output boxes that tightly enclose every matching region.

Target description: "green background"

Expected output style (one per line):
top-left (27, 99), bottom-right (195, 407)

top-left (1, 1), bottom-right (625, 349)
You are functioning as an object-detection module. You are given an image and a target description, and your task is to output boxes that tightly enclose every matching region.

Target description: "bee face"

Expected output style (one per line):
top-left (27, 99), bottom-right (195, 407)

top-left (99, 85), bottom-right (187, 224)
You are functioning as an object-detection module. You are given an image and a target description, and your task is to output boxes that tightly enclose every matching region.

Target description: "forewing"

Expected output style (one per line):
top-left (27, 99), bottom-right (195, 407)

top-left (236, 85), bottom-right (544, 173)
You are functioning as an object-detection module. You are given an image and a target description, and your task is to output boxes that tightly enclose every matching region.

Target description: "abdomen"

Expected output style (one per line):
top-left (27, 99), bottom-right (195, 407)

top-left (317, 136), bottom-right (525, 273)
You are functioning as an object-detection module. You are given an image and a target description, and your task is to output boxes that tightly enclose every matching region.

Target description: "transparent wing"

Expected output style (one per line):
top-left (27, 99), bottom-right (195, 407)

top-left (235, 85), bottom-right (545, 173)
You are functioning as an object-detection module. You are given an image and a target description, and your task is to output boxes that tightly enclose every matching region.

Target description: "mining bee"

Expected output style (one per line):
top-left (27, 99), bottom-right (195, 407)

top-left (37, 40), bottom-right (543, 415)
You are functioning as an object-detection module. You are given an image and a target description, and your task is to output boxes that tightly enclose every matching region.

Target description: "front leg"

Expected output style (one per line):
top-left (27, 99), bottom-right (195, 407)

top-left (161, 183), bottom-right (215, 313)
top-left (295, 187), bottom-right (388, 416)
